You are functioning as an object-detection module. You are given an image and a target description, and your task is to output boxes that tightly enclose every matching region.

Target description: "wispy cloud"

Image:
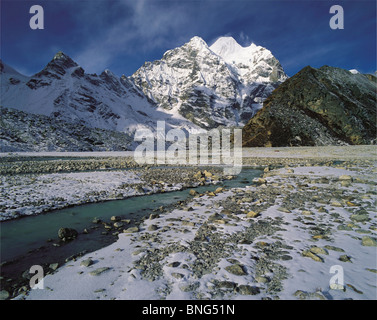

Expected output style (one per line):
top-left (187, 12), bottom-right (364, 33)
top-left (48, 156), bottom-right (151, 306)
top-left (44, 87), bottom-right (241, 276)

top-left (71, 1), bottom-right (197, 73)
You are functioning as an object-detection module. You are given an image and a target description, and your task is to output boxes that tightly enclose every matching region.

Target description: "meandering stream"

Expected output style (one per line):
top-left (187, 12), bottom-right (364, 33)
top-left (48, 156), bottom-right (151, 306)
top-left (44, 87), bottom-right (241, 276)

top-left (0, 167), bottom-right (262, 289)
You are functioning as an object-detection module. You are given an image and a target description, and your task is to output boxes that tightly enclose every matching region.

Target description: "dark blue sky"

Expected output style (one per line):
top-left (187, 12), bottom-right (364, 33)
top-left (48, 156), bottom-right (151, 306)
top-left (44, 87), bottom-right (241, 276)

top-left (1, 0), bottom-right (376, 77)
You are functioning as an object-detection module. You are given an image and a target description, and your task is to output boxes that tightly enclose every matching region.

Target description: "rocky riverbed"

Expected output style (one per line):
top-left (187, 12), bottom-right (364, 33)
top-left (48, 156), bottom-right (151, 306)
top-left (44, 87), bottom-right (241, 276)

top-left (5, 146), bottom-right (375, 300)
top-left (0, 162), bottom-right (226, 221)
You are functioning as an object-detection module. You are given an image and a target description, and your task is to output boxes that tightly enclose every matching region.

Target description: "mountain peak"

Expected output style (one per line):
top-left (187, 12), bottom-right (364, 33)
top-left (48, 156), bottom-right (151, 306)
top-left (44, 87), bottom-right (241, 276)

top-left (53, 51), bottom-right (69, 60)
top-left (210, 36), bottom-right (257, 53)
top-left (211, 36), bottom-right (241, 48)
top-left (187, 36), bottom-right (208, 48)
top-left (28, 51), bottom-right (79, 84)
top-left (50, 51), bottom-right (78, 69)
top-left (209, 35), bottom-right (287, 83)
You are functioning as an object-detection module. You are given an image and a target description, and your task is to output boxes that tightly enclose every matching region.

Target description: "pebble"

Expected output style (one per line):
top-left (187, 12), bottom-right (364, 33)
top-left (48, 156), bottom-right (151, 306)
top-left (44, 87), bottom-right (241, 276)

top-left (80, 258), bottom-right (94, 267)
top-left (148, 224), bottom-right (159, 231)
top-left (302, 250), bottom-right (324, 263)
top-left (361, 236), bottom-right (377, 246)
top-left (123, 226), bottom-right (139, 233)
top-left (324, 245), bottom-right (344, 252)
top-left (309, 246), bottom-right (328, 255)
top-left (246, 211), bottom-right (259, 218)
top-left (89, 267), bottom-right (111, 276)
top-left (49, 263), bottom-right (59, 271)
top-left (236, 285), bottom-right (260, 295)
top-left (339, 255), bottom-right (352, 263)
top-left (225, 264), bottom-right (247, 276)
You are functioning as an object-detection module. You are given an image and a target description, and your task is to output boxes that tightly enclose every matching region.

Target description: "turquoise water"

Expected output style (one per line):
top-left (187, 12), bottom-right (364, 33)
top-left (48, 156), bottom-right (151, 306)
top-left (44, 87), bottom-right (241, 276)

top-left (0, 167), bottom-right (262, 268)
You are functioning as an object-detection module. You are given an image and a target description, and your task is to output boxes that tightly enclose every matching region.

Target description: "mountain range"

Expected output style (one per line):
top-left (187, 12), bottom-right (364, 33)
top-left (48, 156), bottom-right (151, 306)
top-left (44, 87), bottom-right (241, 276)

top-left (0, 36), bottom-right (375, 152)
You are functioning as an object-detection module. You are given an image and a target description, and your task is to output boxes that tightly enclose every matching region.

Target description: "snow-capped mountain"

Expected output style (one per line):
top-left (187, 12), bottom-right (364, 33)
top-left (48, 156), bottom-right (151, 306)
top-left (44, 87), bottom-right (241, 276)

top-left (131, 36), bottom-right (288, 128)
top-left (210, 36), bottom-right (287, 84)
top-left (1, 36), bottom-right (288, 151)
top-left (0, 52), bottom-right (198, 137)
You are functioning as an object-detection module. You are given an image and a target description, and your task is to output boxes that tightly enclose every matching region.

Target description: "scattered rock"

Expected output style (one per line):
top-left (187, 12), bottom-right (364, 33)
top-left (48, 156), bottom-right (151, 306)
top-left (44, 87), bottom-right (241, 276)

top-left (149, 213), bottom-right (159, 220)
top-left (339, 255), bottom-right (352, 263)
top-left (330, 201), bottom-right (343, 207)
top-left (350, 211), bottom-right (370, 222)
top-left (246, 211), bottom-right (259, 218)
top-left (218, 281), bottom-right (237, 289)
top-left (324, 245), bottom-right (345, 252)
top-left (89, 267), bottom-right (110, 276)
top-left (278, 207), bottom-right (291, 213)
top-left (92, 217), bottom-right (101, 224)
top-left (113, 222), bottom-right (124, 228)
top-left (171, 273), bottom-right (185, 280)
top-left (189, 189), bottom-right (198, 196)
top-left (255, 275), bottom-right (270, 283)
top-left (148, 224), bottom-right (159, 231)
top-left (361, 236), bottom-right (377, 246)
top-left (302, 250), bottom-right (324, 262)
top-left (58, 227), bottom-right (78, 241)
top-left (49, 263), bottom-right (59, 271)
top-left (253, 178), bottom-right (267, 184)
top-left (310, 246), bottom-right (328, 255)
top-left (339, 175), bottom-right (352, 181)
top-left (215, 187), bottom-right (224, 193)
top-left (225, 264), bottom-right (247, 276)
top-left (80, 258), bottom-right (94, 267)
top-left (236, 285), bottom-right (260, 295)
top-left (123, 226), bottom-right (139, 233)
top-left (293, 290), bottom-right (327, 300)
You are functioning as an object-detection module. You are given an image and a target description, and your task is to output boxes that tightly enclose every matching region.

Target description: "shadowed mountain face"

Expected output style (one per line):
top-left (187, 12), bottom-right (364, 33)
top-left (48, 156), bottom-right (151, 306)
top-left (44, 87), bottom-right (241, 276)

top-left (242, 65), bottom-right (377, 147)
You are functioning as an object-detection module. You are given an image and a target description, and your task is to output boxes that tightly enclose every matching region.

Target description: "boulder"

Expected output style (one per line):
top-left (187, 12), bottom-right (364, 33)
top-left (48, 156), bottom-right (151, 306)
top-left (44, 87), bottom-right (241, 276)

top-left (58, 227), bottom-right (78, 241)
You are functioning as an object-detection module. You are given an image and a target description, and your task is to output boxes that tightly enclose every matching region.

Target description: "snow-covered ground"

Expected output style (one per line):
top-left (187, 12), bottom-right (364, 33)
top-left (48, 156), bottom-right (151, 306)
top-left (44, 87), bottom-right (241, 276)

top-left (15, 161), bottom-right (377, 300)
top-left (0, 170), bottom-right (143, 221)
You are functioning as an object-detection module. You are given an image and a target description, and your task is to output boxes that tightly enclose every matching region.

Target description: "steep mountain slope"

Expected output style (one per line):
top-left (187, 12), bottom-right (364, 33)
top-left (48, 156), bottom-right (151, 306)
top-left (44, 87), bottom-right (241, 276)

top-left (0, 53), bottom-right (198, 137)
top-left (131, 36), bottom-right (288, 128)
top-left (242, 65), bottom-right (377, 147)
top-left (0, 106), bottom-right (134, 152)
top-left (210, 36), bottom-right (287, 84)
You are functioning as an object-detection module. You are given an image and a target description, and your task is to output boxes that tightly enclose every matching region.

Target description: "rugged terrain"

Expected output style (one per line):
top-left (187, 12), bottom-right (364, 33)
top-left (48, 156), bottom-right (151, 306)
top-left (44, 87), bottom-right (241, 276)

top-left (1, 36), bottom-right (288, 152)
top-left (132, 36), bottom-right (287, 128)
top-left (0, 146), bottom-right (375, 300)
top-left (242, 66), bottom-right (377, 147)
top-left (0, 106), bottom-right (134, 152)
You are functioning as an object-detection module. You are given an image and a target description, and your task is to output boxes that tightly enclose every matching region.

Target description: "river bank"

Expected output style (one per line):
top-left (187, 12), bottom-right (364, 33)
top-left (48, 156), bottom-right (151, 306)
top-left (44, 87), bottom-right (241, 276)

top-left (1, 146), bottom-right (376, 300)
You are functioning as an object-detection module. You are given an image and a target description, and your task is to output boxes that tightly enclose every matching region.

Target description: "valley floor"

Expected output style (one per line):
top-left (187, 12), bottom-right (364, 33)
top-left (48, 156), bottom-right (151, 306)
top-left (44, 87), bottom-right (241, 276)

top-left (1, 146), bottom-right (376, 300)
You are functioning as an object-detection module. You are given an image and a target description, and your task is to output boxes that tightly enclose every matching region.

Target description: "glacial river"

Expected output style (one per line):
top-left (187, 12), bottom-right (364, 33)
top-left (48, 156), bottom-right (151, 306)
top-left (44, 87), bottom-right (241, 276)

top-left (0, 167), bottom-right (262, 286)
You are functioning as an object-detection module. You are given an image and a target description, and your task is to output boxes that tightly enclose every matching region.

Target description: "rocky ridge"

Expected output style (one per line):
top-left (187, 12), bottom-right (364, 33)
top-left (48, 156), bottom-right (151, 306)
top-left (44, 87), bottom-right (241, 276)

top-left (131, 36), bottom-right (288, 129)
top-left (242, 65), bottom-right (377, 147)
